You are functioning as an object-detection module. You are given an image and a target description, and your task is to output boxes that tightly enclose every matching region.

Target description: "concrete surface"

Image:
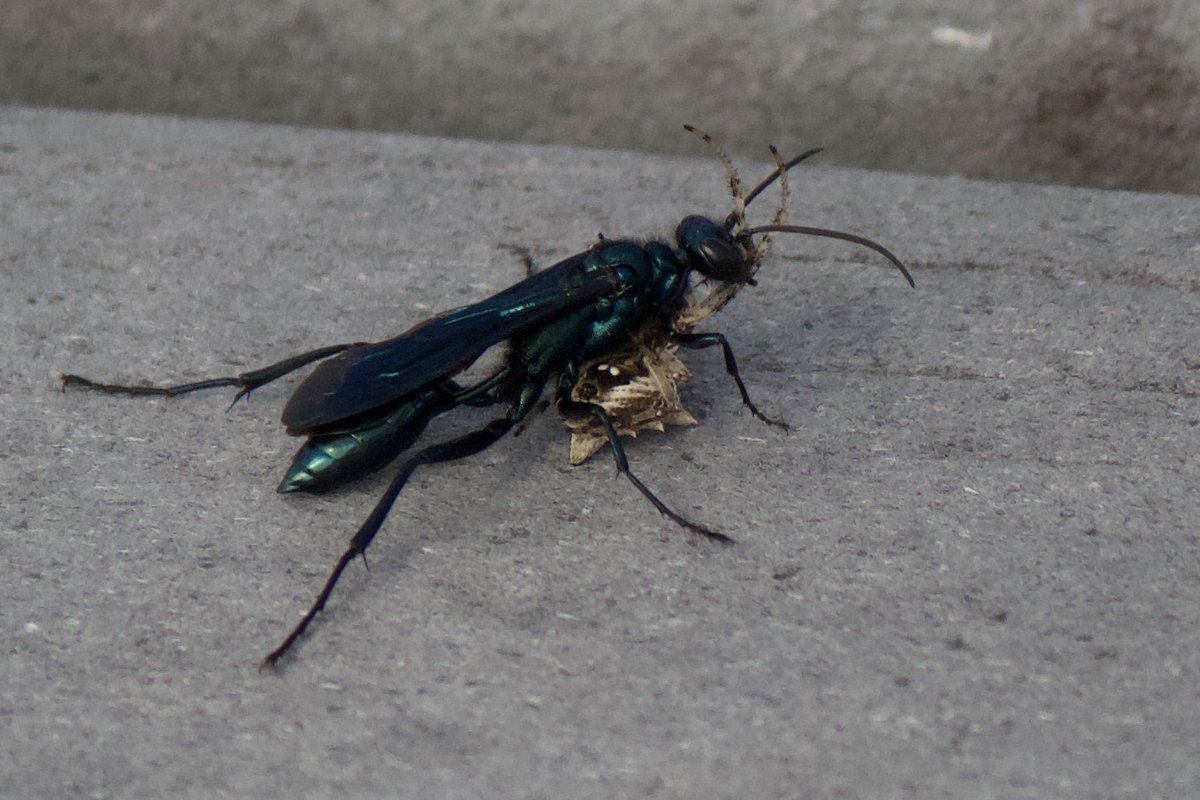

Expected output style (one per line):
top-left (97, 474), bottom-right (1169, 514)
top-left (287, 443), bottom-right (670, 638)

top-left (3, 0), bottom-right (1200, 194)
top-left (2, 105), bottom-right (1199, 798)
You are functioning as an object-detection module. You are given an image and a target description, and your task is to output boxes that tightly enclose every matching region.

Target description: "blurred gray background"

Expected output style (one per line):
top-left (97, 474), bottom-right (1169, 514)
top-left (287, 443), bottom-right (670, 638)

top-left (3, 0), bottom-right (1198, 194)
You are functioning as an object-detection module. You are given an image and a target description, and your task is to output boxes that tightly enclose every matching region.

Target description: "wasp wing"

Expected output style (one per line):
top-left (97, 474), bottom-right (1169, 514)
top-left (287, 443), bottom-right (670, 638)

top-left (282, 251), bottom-right (616, 434)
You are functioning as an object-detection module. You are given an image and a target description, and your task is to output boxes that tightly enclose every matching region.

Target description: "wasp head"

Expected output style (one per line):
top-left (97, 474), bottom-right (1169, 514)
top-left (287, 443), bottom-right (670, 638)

top-left (675, 215), bottom-right (758, 286)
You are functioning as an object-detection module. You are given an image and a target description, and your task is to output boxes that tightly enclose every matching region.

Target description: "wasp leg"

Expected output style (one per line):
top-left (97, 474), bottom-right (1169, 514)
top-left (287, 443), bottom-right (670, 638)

top-left (556, 390), bottom-right (732, 545)
top-left (262, 380), bottom-right (546, 668)
top-left (672, 332), bottom-right (789, 432)
top-left (60, 342), bottom-right (365, 407)
top-left (497, 243), bottom-right (539, 278)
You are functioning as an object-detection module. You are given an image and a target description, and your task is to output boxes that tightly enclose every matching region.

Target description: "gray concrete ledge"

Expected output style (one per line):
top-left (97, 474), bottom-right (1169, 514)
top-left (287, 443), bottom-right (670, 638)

top-left (3, 106), bottom-right (1199, 798)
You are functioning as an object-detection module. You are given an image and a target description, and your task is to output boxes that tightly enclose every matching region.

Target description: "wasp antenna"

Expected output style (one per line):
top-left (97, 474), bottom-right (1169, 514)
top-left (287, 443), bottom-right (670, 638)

top-left (746, 224), bottom-right (916, 287)
top-left (736, 147), bottom-right (825, 222)
top-left (684, 125), bottom-right (746, 233)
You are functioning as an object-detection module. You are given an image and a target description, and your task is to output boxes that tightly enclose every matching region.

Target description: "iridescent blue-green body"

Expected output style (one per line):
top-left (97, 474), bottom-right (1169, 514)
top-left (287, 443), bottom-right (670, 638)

top-left (504, 239), bottom-right (689, 380)
top-left (278, 385), bottom-right (457, 493)
top-left (276, 217), bottom-right (745, 499)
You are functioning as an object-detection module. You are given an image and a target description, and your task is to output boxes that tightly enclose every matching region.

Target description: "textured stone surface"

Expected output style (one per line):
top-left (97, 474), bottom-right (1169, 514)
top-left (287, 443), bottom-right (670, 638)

top-left (3, 107), bottom-right (1198, 798)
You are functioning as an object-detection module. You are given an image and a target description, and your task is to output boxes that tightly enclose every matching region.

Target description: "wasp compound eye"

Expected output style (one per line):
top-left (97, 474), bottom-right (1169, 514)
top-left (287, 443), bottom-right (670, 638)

top-left (695, 236), bottom-right (749, 283)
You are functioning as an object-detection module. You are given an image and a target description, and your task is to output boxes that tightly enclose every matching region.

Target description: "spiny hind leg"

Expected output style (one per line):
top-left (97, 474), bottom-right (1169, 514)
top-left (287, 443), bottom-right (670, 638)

top-left (262, 413), bottom-right (519, 668)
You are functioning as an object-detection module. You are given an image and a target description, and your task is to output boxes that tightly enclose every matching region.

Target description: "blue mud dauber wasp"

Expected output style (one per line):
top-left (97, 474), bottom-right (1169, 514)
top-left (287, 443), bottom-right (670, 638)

top-left (62, 128), bottom-right (914, 667)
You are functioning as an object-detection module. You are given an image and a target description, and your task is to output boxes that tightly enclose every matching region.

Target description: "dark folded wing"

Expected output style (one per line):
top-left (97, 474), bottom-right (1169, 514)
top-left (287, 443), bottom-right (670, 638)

top-left (282, 251), bottom-right (616, 433)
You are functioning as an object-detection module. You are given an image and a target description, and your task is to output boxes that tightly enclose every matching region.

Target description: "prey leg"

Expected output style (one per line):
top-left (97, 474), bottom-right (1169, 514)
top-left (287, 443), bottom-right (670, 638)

top-left (672, 331), bottom-right (788, 431)
top-left (60, 342), bottom-right (364, 406)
